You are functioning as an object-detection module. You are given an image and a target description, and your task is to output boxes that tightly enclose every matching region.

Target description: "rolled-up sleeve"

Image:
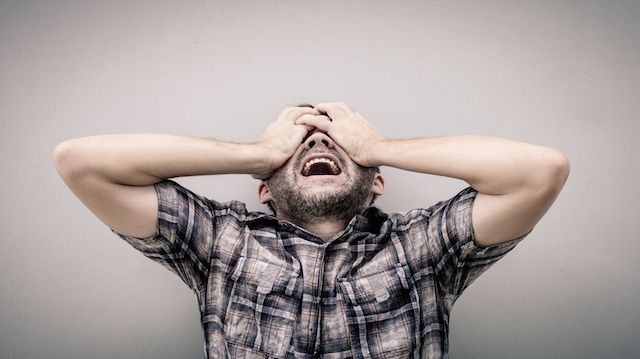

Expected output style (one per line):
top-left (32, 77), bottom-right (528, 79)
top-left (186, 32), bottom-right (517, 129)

top-left (425, 186), bottom-right (533, 298)
top-left (110, 179), bottom-right (215, 291)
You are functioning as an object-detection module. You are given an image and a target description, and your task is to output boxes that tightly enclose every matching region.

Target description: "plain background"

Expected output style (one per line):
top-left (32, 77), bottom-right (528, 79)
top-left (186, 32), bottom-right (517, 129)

top-left (1, 1), bottom-right (638, 358)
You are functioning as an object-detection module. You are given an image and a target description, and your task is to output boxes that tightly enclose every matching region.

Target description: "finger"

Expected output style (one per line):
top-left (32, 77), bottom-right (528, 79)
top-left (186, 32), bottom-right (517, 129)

top-left (314, 102), bottom-right (352, 121)
top-left (295, 114), bottom-right (332, 127)
top-left (295, 114), bottom-right (332, 132)
top-left (277, 106), bottom-right (318, 123)
top-left (299, 124), bottom-right (316, 132)
top-left (294, 121), bottom-right (316, 132)
top-left (315, 102), bottom-right (353, 113)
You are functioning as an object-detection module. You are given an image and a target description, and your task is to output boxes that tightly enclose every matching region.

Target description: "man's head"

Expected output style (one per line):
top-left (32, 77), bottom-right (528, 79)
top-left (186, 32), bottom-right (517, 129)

top-left (258, 104), bottom-right (384, 225)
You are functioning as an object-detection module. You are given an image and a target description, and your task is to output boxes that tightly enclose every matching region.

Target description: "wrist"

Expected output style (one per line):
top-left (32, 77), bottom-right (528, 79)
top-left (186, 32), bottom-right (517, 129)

top-left (249, 142), bottom-right (289, 179)
top-left (364, 138), bottom-right (391, 167)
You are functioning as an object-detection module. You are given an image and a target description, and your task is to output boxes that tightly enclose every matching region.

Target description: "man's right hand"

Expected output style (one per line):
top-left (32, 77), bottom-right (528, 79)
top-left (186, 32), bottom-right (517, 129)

top-left (253, 106), bottom-right (330, 179)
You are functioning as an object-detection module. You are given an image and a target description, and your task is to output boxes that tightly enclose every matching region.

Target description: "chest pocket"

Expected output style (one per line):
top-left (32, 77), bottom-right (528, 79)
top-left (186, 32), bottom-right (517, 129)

top-left (338, 263), bottom-right (420, 359)
top-left (224, 256), bottom-right (302, 358)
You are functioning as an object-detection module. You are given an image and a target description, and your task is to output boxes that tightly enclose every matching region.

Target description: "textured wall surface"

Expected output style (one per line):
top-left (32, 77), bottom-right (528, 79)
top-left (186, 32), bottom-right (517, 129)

top-left (1, 1), bottom-right (638, 358)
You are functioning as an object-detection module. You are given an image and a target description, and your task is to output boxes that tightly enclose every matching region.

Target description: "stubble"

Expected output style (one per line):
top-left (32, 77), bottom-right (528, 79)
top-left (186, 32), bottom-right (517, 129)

top-left (266, 165), bottom-right (377, 225)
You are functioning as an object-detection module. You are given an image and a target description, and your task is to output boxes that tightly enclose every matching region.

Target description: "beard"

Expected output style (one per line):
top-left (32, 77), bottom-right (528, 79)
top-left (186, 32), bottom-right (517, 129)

top-left (266, 165), bottom-right (377, 225)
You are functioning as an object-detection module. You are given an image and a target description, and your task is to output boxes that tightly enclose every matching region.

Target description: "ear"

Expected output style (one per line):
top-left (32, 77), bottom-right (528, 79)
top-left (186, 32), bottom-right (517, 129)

top-left (371, 173), bottom-right (385, 196)
top-left (258, 181), bottom-right (273, 204)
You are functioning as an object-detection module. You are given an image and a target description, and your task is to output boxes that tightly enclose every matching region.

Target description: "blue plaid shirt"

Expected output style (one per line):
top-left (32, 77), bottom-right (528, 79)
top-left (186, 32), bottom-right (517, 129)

top-left (111, 179), bottom-right (531, 358)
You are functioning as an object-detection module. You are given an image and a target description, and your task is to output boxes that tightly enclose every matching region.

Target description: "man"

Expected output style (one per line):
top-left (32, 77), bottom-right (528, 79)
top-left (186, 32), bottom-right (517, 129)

top-left (53, 102), bottom-right (570, 358)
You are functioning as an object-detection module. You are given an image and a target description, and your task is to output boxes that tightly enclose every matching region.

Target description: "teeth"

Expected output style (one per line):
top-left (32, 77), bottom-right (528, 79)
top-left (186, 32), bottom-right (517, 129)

top-left (303, 157), bottom-right (339, 174)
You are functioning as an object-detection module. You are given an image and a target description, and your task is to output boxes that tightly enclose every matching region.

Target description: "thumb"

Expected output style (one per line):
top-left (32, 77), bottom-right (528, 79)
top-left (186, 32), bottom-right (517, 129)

top-left (295, 114), bottom-right (332, 132)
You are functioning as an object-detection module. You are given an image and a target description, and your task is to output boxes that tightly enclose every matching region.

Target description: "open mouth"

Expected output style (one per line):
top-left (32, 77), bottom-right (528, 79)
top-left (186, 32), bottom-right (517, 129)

top-left (300, 156), bottom-right (342, 176)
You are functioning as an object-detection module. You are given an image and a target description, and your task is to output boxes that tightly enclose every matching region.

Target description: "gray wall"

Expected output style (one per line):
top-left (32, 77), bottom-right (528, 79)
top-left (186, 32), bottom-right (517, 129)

top-left (2, 1), bottom-right (638, 358)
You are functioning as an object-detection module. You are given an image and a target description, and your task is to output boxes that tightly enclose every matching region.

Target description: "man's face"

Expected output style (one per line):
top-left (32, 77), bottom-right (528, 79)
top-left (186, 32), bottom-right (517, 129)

top-left (262, 130), bottom-right (380, 224)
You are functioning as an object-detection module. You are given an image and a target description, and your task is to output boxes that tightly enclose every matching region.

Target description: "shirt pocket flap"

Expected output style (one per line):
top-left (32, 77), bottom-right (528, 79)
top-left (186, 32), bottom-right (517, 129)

top-left (339, 263), bottom-right (412, 305)
top-left (230, 256), bottom-right (301, 297)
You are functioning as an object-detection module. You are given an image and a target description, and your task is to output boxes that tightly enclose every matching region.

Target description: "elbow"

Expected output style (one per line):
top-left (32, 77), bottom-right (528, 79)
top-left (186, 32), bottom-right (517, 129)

top-left (53, 141), bottom-right (74, 179)
top-left (53, 141), bottom-right (73, 172)
top-left (53, 139), bottom-right (89, 181)
top-left (550, 150), bottom-right (570, 180)
top-left (538, 150), bottom-right (571, 192)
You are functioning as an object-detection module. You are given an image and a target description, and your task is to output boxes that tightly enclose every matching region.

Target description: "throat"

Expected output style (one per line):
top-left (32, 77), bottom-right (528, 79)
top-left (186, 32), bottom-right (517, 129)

top-left (303, 221), bottom-right (347, 242)
top-left (277, 213), bottom-right (347, 242)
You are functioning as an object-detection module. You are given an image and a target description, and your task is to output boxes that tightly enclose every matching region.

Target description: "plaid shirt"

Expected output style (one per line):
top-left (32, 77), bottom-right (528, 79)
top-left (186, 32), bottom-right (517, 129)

top-left (111, 179), bottom-right (531, 359)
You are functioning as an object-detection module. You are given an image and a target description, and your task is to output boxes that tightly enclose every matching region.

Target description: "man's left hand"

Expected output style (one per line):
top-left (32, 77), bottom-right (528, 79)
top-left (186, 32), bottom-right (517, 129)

top-left (294, 102), bottom-right (386, 166)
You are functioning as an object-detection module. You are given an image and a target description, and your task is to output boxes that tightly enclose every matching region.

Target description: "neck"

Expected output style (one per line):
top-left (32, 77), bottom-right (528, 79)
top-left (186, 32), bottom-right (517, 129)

top-left (278, 214), bottom-right (348, 242)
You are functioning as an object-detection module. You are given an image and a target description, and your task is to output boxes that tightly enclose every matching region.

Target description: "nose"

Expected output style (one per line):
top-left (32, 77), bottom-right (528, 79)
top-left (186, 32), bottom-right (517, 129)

top-left (304, 131), bottom-right (334, 150)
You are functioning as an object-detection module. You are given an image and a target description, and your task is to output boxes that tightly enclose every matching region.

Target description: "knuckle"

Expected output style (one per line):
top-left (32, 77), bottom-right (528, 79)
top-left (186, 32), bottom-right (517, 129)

top-left (278, 107), bottom-right (293, 117)
top-left (296, 107), bottom-right (315, 114)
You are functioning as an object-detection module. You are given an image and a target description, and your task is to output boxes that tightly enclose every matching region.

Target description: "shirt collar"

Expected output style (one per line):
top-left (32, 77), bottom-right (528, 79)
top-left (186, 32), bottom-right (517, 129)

top-left (245, 205), bottom-right (391, 238)
top-left (349, 205), bottom-right (390, 235)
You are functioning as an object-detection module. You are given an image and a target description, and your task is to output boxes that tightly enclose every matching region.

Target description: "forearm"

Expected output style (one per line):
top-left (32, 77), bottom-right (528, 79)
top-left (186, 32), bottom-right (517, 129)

top-left (53, 133), bottom-right (270, 186)
top-left (369, 134), bottom-right (569, 195)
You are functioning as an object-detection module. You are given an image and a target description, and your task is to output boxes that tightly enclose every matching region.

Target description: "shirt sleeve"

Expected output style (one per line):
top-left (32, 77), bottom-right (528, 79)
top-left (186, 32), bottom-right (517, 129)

top-left (425, 186), bottom-right (533, 298)
top-left (110, 179), bottom-right (215, 292)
